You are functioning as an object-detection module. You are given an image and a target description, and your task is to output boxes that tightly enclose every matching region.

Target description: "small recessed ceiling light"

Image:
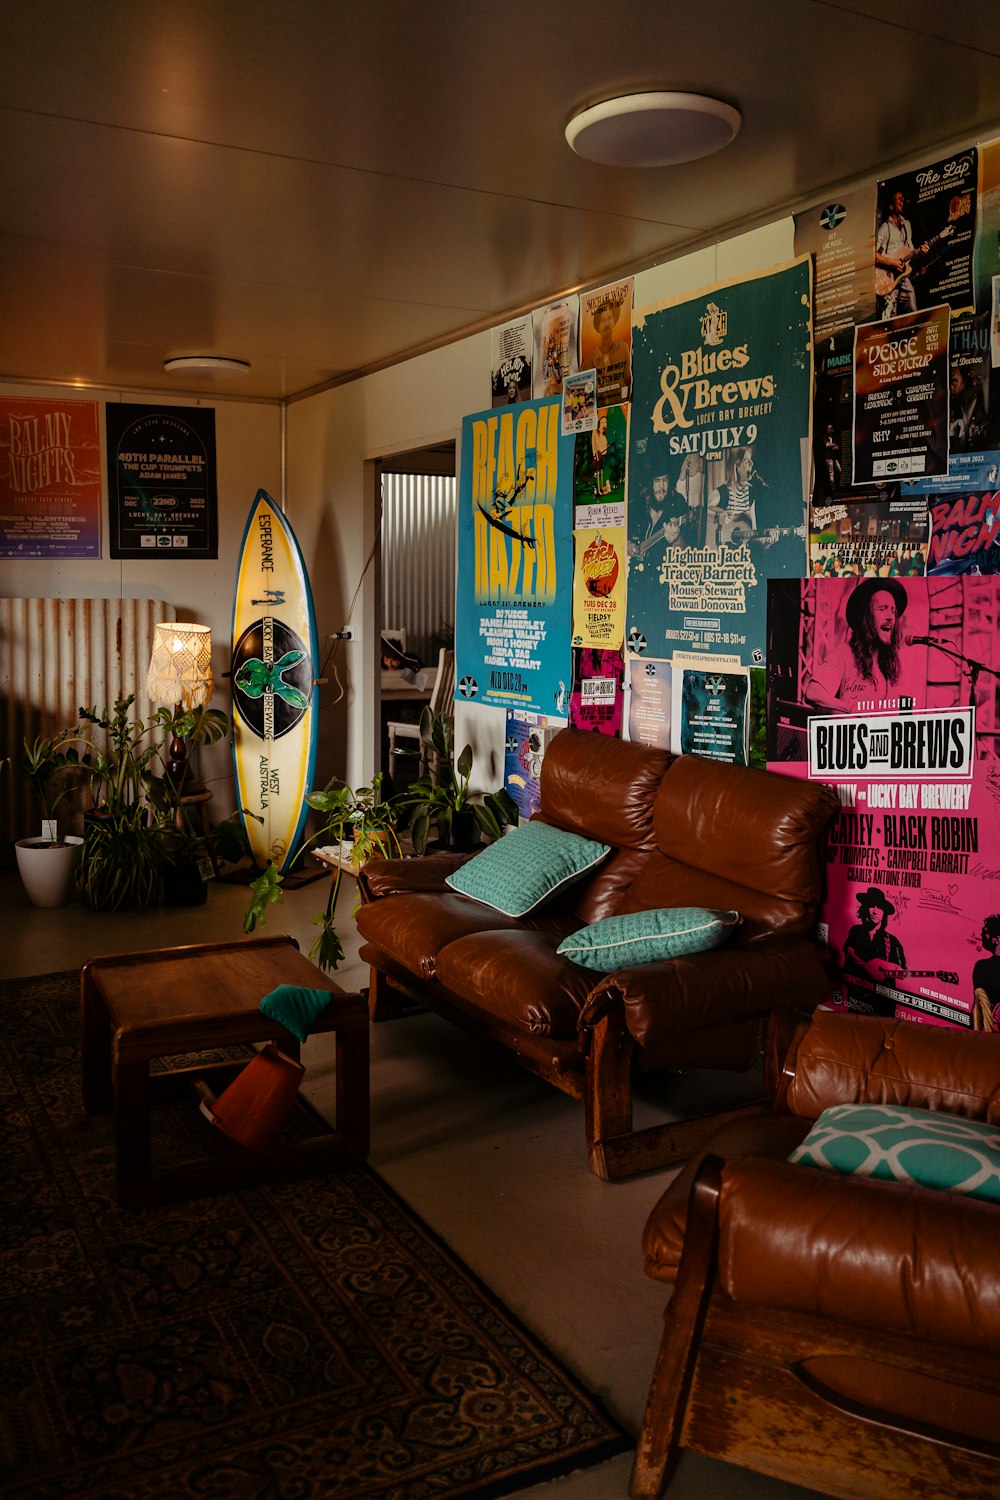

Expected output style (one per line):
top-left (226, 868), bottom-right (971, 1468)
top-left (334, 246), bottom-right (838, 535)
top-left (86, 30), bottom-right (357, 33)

top-left (565, 91), bottom-right (741, 168)
top-left (163, 355), bottom-right (251, 375)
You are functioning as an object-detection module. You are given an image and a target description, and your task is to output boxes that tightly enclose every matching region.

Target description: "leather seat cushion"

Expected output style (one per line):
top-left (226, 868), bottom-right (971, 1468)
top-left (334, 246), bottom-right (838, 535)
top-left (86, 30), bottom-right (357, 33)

top-left (354, 892), bottom-right (523, 980)
top-left (435, 929), bottom-right (597, 1037)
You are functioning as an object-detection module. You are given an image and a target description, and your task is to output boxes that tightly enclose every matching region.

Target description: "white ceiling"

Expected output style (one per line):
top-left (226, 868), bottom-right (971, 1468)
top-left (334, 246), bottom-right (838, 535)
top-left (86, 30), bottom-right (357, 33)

top-left (3, 1), bottom-right (1000, 403)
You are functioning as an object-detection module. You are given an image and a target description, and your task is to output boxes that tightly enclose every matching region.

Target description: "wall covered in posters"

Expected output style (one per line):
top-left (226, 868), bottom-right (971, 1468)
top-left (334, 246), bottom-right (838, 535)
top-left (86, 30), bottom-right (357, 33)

top-left (449, 130), bottom-right (1000, 1047)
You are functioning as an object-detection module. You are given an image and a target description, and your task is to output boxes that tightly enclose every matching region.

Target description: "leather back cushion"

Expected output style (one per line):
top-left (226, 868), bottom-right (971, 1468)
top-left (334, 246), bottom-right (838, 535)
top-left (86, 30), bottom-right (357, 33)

top-left (642, 757), bottom-right (838, 937)
top-left (616, 856), bottom-right (798, 941)
top-left (786, 1012), bottom-right (1000, 1124)
top-left (539, 730), bottom-right (671, 850)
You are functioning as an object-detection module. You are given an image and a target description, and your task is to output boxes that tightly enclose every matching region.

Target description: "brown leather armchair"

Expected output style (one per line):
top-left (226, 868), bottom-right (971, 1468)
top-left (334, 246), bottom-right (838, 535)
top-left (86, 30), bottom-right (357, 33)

top-left (631, 1011), bottom-right (1000, 1499)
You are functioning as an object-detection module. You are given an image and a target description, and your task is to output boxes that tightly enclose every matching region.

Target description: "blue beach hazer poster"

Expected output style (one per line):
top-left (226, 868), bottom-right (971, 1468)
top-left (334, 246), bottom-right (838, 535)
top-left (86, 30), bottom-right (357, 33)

top-left (456, 396), bottom-right (574, 717)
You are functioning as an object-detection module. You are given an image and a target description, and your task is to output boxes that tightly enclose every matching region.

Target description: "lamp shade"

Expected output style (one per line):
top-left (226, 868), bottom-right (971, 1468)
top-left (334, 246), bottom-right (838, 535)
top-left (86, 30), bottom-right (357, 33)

top-left (146, 622), bottom-right (214, 709)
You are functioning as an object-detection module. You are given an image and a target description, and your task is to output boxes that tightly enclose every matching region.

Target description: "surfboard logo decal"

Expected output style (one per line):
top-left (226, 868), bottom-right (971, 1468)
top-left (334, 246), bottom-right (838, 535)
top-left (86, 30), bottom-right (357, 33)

top-left (233, 617), bottom-right (312, 739)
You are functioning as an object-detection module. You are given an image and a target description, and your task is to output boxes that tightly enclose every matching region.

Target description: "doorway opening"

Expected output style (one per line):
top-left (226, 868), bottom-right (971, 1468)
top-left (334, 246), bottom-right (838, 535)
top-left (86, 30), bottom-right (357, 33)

top-left (377, 441), bottom-right (456, 790)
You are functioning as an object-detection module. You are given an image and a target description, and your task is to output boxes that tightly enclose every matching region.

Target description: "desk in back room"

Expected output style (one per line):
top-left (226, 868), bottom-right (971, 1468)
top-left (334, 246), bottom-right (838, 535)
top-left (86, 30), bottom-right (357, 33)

top-left (380, 666), bottom-right (438, 702)
top-left (380, 667), bottom-right (438, 788)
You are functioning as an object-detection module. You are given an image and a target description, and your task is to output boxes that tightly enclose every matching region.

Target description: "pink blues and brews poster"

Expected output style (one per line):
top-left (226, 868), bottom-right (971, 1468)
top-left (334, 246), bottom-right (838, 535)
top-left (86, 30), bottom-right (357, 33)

top-left (767, 575), bottom-right (1000, 1032)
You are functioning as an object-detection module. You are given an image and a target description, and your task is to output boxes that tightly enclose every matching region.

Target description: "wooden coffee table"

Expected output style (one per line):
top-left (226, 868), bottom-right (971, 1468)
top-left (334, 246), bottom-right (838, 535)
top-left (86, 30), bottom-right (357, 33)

top-left (81, 935), bottom-right (369, 1207)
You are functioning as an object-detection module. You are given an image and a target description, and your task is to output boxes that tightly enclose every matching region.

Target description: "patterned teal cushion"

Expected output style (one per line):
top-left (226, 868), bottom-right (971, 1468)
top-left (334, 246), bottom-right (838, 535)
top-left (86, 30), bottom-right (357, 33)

top-left (445, 821), bottom-right (610, 917)
top-left (556, 907), bottom-right (741, 972)
top-left (788, 1103), bottom-right (1000, 1203)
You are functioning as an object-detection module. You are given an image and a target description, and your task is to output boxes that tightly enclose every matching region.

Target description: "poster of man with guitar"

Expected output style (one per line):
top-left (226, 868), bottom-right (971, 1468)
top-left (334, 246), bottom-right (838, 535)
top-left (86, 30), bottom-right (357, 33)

top-left (874, 152), bottom-right (977, 319)
top-left (875, 188), bottom-right (945, 317)
top-left (627, 473), bottom-right (697, 569)
top-left (842, 886), bottom-right (959, 1018)
top-left (843, 886), bottom-right (907, 1013)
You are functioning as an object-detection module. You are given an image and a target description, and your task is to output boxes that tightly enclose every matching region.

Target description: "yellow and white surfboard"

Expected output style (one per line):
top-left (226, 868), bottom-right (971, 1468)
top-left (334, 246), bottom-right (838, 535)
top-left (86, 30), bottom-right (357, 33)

top-left (231, 489), bottom-right (319, 872)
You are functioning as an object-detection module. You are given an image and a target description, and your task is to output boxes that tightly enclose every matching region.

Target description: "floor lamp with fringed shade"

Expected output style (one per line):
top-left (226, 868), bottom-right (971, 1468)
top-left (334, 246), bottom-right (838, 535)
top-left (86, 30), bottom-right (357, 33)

top-left (146, 622), bottom-right (214, 780)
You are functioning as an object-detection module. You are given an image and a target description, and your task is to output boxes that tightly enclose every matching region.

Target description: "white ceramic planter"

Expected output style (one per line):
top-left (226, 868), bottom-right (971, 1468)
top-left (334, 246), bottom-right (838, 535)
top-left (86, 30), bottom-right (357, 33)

top-left (15, 835), bottom-right (83, 908)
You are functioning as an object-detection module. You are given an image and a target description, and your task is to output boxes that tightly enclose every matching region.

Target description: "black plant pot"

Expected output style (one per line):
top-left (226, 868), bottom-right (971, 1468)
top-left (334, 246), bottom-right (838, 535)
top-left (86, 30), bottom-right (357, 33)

top-left (163, 861), bottom-right (208, 907)
top-left (447, 810), bottom-right (480, 852)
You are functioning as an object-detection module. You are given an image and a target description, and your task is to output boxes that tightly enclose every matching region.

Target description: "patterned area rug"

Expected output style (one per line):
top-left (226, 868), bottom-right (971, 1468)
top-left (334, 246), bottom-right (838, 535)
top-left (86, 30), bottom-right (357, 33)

top-left (0, 970), bottom-right (629, 1499)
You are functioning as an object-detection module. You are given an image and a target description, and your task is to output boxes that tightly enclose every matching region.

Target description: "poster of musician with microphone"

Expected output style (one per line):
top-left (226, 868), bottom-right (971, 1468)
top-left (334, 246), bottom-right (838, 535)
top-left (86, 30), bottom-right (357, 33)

top-left (766, 574), bottom-right (1000, 1033)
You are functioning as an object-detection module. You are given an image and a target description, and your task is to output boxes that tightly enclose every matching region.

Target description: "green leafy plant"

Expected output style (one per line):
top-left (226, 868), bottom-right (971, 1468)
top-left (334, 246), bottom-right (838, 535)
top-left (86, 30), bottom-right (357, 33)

top-left (416, 705), bottom-right (454, 774)
top-left (77, 805), bottom-right (164, 912)
top-left (146, 705), bottom-right (246, 879)
top-left (20, 728), bottom-right (89, 841)
top-left (74, 695), bottom-right (237, 912)
top-left (155, 805), bottom-right (248, 884)
top-left (429, 619), bottom-right (454, 656)
top-left (80, 698), bottom-right (229, 815)
top-left (398, 710), bottom-right (518, 856)
top-left (243, 773), bottom-right (402, 972)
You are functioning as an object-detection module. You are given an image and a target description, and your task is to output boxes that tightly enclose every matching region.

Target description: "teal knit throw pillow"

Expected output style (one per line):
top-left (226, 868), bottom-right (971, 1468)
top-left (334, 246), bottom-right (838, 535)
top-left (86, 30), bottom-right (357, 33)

top-left (445, 821), bottom-right (610, 917)
top-left (788, 1103), bottom-right (1000, 1203)
top-left (557, 907), bottom-right (741, 972)
top-left (259, 984), bottom-right (332, 1043)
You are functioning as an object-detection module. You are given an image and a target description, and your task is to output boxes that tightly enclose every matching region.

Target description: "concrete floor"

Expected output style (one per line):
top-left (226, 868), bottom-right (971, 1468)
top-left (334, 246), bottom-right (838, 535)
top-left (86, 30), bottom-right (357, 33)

top-left (3, 863), bottom-right (831, 1500)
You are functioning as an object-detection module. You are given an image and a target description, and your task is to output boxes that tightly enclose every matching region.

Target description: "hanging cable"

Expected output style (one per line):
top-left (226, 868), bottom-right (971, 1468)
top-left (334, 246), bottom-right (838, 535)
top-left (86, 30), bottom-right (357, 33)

top-left (317, 515), bottom-right (383, 708)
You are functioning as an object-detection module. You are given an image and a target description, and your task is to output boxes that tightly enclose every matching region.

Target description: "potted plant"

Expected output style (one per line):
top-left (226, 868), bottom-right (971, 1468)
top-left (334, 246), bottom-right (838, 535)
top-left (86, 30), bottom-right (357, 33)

top-left (398, 711), bottom-right (518, 855)
top-left (146, 705), bottom-right (244, 906)
top-left (15, 728), bottom-right (89, 907)
top-left (77, 695), bottom-right (234, 912)
top-left (156, 807), bottom-right (248, 906)
top-left (243, 772), bottom-right (402, 972)
top-left (73, 696), bottom-right (169, 912)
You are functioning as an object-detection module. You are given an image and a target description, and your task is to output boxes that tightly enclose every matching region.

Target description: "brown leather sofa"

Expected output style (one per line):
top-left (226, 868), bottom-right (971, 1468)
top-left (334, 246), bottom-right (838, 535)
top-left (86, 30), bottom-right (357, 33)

top-left (632, 1011), bottom-right (1000, 1499)
top-left (356, 728), bottom-right (839, 1179)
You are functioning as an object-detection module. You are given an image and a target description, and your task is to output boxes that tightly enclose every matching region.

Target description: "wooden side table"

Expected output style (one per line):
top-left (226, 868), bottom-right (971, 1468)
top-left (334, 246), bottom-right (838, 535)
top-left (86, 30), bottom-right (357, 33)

top-left (81, 935), bottom-right (369, 1207)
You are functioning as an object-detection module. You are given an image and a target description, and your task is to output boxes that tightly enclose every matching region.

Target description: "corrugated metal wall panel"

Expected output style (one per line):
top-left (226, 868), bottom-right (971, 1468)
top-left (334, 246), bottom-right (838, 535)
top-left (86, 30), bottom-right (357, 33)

top-left (381, 473), bottom-right (456, 663)
top-left (0, 597), bottom-right (175, 845)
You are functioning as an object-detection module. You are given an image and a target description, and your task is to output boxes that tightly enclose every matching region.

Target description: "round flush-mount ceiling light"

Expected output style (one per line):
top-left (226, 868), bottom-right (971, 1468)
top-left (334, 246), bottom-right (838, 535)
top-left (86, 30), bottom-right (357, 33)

top-left (163, 355), bottom-right (251, 376)
top-left (565, 91), bottom-right (741, 168)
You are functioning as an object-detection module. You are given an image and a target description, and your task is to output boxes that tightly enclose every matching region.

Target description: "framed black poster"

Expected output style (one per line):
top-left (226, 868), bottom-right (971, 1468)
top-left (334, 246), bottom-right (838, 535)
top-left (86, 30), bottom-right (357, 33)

top-left (106, 403), bottom-right (218, 558)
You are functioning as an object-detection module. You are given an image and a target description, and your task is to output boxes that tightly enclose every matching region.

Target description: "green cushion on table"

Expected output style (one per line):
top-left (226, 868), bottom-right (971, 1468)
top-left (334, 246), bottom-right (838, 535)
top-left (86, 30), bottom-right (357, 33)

top-left (788, 1102), bottom-right (1000, 1203)
top-left (557, 907), bottom-right (741, 972)
top-left (259, 984), bottom-right (332, 1043)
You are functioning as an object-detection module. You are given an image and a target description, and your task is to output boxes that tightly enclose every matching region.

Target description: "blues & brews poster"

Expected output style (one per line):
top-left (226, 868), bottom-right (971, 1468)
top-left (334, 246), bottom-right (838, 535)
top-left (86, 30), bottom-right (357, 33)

top-left (627, 258), bottom-right (812, 668)
top-left (768, 575), bottom-right (1000, 1032)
